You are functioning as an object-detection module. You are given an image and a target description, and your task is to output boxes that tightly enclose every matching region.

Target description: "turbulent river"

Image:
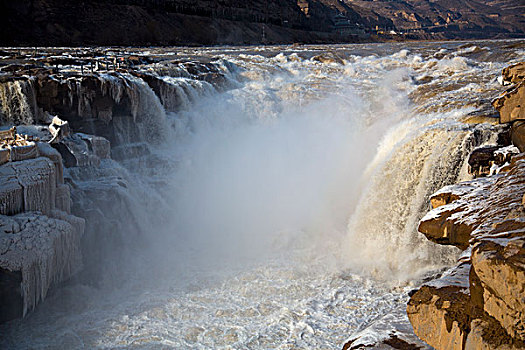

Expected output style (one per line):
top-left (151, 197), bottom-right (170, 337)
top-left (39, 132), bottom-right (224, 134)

top-left (1, 40), bottom-right (524, 349)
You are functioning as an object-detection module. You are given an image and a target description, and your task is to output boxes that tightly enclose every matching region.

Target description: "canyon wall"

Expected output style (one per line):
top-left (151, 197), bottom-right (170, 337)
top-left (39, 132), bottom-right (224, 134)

top-left (0, 0), bottom-right (522, 46)
top-left (0, 0), bottom-right (362, 46)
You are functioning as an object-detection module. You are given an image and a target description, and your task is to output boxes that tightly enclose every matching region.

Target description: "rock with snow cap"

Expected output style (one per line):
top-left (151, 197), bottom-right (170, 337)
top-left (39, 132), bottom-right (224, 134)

top-left (409, 152), bottom-right (525, 350)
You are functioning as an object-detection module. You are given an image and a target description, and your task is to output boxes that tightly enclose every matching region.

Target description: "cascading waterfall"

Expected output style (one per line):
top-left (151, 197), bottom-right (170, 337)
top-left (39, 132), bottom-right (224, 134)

top-left (156, 77), bottom-right (216, 112)
top-left (0, 80), bottom-right (35, 125)
top-left (120, 74), bottom-right (171, 144)
top-left (0, 40), bottom-right (523, 349)
top-left (345, 114), bottom-right (495, 280)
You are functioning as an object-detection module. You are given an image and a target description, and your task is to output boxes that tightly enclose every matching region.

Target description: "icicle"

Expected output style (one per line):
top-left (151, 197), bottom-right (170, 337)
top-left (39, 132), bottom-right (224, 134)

top-left (0, 212), bottom-right (84, 317)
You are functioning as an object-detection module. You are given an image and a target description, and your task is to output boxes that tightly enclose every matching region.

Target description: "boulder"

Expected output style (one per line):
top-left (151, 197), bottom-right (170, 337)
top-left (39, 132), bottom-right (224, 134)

top-left (502, 62), bottom-right (525, 85)
top-left (407, 260), bottom-right (471, 350)
top-left (472, 234), bottom-right (525, 341)
top-left (52, 134), bottom-right (110, 168)
top-left (493, 81), bottom-right (525, 124)
top-left (418, 177), bottom-right (494, 249)
top-left (312, 53), bottom-right (345, 65)
top-left (418, 203), bottom-right (473, 250)
top-left (511, 121), bottom-right (525, 153)
top-left (466, 145), bottom-right (520, 177)
top-left (0, 211), bottom-right (84, 320)
top-left (77, 133), bottom-right (110, 160)
top-left (467, 145), bottom-right (499, 177)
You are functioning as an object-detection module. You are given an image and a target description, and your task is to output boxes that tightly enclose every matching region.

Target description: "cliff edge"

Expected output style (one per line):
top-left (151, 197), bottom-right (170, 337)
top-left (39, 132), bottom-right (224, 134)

top-left (408, 63), bottom-right (525, 350)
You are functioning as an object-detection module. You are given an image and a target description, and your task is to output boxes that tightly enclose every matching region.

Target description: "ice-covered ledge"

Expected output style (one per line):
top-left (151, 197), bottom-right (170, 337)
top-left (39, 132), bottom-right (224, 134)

top-left (0, 211), bottom-right (84, 319)
top-left (409, 154), bottom-right (525, 350)
top-left (408, 155), bottom-right (525, 349)
top-left (0, 139), bottom-right (85, 322)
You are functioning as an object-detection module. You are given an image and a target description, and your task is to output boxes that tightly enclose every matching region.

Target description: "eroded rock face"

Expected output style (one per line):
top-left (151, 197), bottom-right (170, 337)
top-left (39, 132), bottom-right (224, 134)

top-left (493, 81), bottom-right (525, 125)
top-left (0, 150), bottom-right (84, 322)
top-left (407, 260), bottom-right (471, 350)
top-left (502, 62), bottom-right (525, 85)
top-left (472, 236), bottom-right (525, 341)
top-left (0, 157), bottom-right (57, 216)
top-left (409, 155), bottom-right (525, 349)
top-left (418, 177), bottom-right (494, 250)
top-left (493, 62), bottom-right (525, 134)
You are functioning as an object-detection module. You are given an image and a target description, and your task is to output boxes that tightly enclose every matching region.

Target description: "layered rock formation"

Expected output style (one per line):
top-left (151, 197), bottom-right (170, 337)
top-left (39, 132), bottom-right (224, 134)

top-left (0, 128), bottom-right (85, 322)
top-left (342, 0), bottom-right (524, 39)
top-left (0, 49), bottom-right (227, 320)
top-left (408, 64), bottom-right (525, 349)
top-left (0, 0), bottom-right (366, 46)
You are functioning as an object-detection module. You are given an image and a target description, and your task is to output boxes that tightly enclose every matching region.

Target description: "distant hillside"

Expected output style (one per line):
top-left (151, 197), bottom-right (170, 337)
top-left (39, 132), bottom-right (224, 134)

top-left (0, 0), bottom-right (523, 46)
top-left (0, 0), bottom-right (353, 46)
top-left (343, 0), bottom-right (525, 38)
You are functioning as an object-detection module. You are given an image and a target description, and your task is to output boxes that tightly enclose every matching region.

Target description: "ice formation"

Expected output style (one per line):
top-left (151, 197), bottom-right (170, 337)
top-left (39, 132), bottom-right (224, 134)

top-left (0, 212), bottom-right (83, 316)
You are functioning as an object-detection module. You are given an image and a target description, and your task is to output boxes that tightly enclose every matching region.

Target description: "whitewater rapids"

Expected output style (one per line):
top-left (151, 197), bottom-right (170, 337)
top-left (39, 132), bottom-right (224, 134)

top-left (0, 40), bottom-right (524, 349)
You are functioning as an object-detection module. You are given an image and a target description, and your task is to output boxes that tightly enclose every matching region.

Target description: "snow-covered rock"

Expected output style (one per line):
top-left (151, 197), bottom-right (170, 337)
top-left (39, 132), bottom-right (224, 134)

top-left (0, 151), bottom-right (84, 322)
top-left (0, 157), bottom-right (56, 216)
top-left (409, 152), bottom-right (525, 349)
top-left (0, 211), bottom-right (84, 321)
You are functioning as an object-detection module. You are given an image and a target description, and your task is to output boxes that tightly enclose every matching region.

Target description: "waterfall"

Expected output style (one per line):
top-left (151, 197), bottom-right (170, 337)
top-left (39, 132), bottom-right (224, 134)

top-left (1, 42), bottom-right (522, 350)
top-left (120, 74), bottom-right (171, 144)
top-left (0, 80), bottom-right (36, 126)
top-left (344, 113), bottom-right (495, 281)
top-left (155, 77), bottom-right (216, 112)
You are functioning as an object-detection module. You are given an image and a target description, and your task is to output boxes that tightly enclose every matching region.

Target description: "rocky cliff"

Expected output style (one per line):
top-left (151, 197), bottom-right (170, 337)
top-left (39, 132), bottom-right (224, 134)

top-left (0, 48), bottom-right (235, 322)
top-left (0, 0), bottom-right (522, 46)
top-left (0, 133), bottom-right (85, 322)
top-left (407, 63), bottom-right (525, 349)
top-left (0, 0), bottom-right (367, 46)
top-left (343, 0), bottom-right (525, 39)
